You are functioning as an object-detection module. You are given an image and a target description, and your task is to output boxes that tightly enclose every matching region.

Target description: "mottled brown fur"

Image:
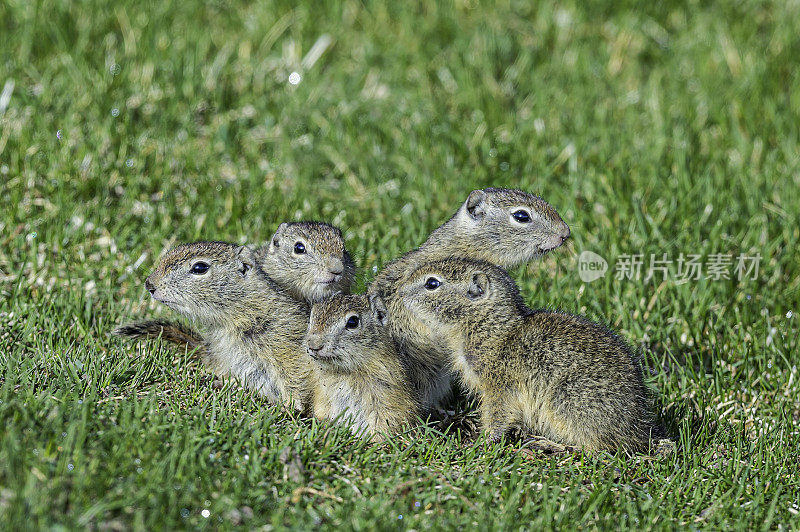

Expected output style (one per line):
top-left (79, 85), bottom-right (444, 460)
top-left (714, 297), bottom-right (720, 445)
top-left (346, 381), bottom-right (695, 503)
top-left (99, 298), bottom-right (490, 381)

top-left (394, 257), bottom-right (657, 453)
top-left (256, 221), bottom-right (356, 305)
top-left (113, 319), bottom-right (203, 351)
top-left (306, 294), bottom-right (419, 439)
top-left (369, 188), bottom-right (570, 411)
top-left (117, 241), bottom-right (316, 411)
top-left (116, 221), bottom-right (353, 361)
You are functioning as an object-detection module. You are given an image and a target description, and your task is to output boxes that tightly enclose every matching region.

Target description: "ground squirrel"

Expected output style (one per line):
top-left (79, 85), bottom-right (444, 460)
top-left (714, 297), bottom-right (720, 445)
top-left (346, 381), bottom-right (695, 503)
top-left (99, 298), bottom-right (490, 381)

top-left (305, 294), bottom-right (419, 439)
top-left (369, 187), bottom-right (570, 298)
top-left (256, 221), bottom-right (355, 304)
top-left (118, 241), bottom-right (316, 411)
top-left (393, 257), bottom-right (657, 453)
top-left (116, 221), bottom-right (353, 352)
top-left (369, 188), bottom-right (570, 411)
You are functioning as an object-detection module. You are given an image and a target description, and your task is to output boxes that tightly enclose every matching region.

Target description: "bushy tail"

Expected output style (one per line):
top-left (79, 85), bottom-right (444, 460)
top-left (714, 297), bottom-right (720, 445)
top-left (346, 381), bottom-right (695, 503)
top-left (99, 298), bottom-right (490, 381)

top-left (114, 319), bottom-right (205, 352)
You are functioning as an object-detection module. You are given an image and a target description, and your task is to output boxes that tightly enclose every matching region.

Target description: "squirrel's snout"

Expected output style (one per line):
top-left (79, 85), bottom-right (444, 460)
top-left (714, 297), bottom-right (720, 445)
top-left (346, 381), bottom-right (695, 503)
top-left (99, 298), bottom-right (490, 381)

top-left (540, 228), bottom-right (570, 252)
top-left (327, 258), bottom-right (345, 276)
top-left (306, 335), bottom-right (325, 353)
top-left (145, 278), bottom-right (156, 295)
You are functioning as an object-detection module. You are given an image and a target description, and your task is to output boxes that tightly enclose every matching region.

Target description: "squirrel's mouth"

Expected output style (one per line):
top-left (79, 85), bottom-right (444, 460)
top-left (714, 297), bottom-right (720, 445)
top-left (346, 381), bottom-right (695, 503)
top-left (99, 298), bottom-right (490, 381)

top-left (151, 297), bottom-right (191, 316)
top-left (315, 276), bottom-right (339, 285)
top-left (308, 349), bottom-right (340, 363)
top-left (152, 296), bottom-right (181, 308)
top-left (538, 233), bottom-right (570, 253)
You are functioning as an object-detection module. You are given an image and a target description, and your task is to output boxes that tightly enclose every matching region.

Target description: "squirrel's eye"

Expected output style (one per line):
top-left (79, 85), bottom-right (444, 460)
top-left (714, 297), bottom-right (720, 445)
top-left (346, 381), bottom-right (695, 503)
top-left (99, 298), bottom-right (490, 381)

top-left (272, 238), bottom-right (280, 248)
top-left (294, 242), bottom-right (306, 254)
top-left (424, 277), bottom-right (441, 290)
top-left (345, 315), bottom-right (360, 329)
top-left (512, 210), bottom-right (531, 223)
top-left (190, 262), bottom-right (210, 275)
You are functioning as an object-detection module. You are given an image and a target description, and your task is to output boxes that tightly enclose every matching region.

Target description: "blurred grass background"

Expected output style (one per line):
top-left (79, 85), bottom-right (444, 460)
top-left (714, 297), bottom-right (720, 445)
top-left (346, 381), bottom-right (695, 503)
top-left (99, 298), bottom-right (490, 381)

top-left (1, 0), bottom-right (799, 528)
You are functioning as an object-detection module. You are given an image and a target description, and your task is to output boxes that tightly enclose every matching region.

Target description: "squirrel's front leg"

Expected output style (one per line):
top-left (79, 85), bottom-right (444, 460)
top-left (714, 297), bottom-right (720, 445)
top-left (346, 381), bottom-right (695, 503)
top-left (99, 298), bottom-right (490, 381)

top-left (198, 346), bottom-right (220, 370)
top-left (479, 392), bottom-right (515, 443)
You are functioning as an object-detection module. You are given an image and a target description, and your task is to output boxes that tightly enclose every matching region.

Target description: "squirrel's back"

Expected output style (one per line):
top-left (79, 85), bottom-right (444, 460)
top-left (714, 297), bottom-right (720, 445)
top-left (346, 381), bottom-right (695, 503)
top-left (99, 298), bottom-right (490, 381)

top-left (510, 310), bottom-right (655, 452)
top-left (394, 257), bottom-right (660, 453)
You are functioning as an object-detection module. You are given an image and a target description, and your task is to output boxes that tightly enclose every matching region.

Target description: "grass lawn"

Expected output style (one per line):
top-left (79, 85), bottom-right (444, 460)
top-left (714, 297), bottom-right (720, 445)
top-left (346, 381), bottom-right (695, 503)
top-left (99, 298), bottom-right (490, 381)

top-left (1, 0), bottom-right (799, 528)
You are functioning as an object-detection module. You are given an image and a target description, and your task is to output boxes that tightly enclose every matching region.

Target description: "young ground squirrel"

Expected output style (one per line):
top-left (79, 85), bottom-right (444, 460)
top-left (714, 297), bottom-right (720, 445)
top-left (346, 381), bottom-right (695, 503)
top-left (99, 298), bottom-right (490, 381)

top-left (305, 294), bottom-right (419, 439)
top-left (393, 257), bottom-right (658, 453)
top-left (116, 221), bottom-right (353, 352)
top-left (369, 188), bottom-right (570, 411)
top-left (369, 187), bottom-right (570, 297)
top-left (118, 241), bottom-right (316, 411)
top-left (256, 221), bottom-right (355, 304)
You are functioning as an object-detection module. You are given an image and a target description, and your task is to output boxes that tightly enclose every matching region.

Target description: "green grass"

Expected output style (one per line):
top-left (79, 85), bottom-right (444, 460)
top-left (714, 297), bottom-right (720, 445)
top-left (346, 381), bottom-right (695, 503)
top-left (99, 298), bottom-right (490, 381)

top-left (2, 0), bottom-right (799, 528)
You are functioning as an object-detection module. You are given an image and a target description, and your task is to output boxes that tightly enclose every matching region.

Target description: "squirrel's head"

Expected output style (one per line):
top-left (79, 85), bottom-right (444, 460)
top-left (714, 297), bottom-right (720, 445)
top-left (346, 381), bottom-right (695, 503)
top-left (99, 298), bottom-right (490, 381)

top-left (396, 258), bottom-right (527, 335)
top-left (306, 294), bottom-right (389, 373)
top-left (145, 241), bottom-right (262, 326)
top-left (259, 221), bottom-right (355, 304)
top-left (448, 188), bottom-right (570, 267)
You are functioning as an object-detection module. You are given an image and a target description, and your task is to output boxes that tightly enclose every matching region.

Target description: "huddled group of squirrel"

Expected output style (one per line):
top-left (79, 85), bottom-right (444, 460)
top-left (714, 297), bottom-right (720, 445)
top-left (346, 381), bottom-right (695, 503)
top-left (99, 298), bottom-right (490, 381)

top-left (117, 188), bottom-right (663, 453)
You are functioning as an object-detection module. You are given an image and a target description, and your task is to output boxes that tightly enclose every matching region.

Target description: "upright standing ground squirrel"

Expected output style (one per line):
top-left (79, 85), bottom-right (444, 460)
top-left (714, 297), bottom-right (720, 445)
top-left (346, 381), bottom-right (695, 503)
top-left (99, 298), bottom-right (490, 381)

top-left (305, 294), bottom-right (419, 439)
top-left (393, 258), bottom-right (657, 453)
top-left (369, 188), bottom-right (570, 411)
top-left (116, 221), bottom-right (354, 352)
top-left (120, 241), bottom-right (316, 411)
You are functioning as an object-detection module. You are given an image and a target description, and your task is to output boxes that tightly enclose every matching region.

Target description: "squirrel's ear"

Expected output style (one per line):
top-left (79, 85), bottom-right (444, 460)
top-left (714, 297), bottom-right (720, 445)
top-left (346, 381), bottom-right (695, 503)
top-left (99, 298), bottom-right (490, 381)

top-left (236, 246), bottom-right (255, 276)
top-left (465, 190), bottom-right (487, 220)
top-left (467, 272), bottom-right (490, 299)
top-left (369, 294), bottom-right (388, 325)
top-left (268, 223), bottom-right (288, 252)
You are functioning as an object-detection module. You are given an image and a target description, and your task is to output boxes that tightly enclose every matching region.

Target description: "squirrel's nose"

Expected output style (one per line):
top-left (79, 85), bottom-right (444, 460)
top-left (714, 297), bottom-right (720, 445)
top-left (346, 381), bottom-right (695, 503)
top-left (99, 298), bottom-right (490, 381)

top-left (307, 336), bottom-right (325, 352)
top-left (561, 224), bottom-right (571, 242)
top-left (145, 278), bottom-right (156, 295)
top-left (327, 258), bottom-right (344, 276)
top-left (540, 232), bottom-right (568, 252)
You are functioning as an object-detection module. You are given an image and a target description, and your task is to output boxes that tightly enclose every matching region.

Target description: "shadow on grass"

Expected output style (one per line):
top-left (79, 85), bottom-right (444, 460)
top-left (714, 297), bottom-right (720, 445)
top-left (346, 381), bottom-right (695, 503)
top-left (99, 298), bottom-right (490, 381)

top-left (645, 342), bottom-right (726, 447)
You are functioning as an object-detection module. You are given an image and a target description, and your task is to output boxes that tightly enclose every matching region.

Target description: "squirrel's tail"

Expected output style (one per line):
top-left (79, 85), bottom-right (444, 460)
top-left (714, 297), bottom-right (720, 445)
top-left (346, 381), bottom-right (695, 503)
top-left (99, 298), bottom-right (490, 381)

top-left (114, 319), bottom-right (205, 352)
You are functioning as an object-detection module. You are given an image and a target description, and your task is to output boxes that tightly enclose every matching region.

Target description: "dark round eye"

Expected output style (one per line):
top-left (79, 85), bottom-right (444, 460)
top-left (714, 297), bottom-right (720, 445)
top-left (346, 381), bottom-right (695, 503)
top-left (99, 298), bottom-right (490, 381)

top-left (190, 262), bottom-right (209, 275)
top-left (345, 315), bottom-right (360, 329)
top-left (424, 277), bottom-right (441, 290)
top-left (512, 210), bottom-right (531, 223)
top-left (293, 242), bottom-right (306, 254)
